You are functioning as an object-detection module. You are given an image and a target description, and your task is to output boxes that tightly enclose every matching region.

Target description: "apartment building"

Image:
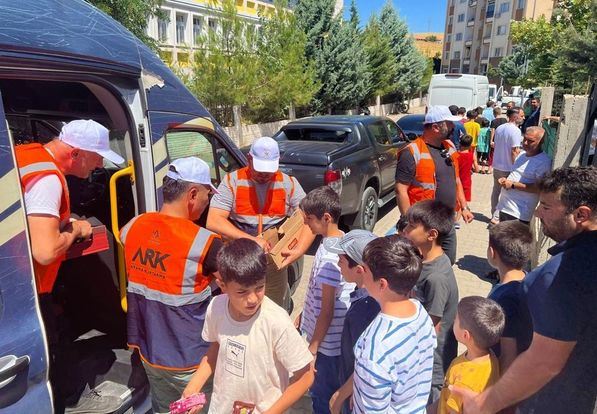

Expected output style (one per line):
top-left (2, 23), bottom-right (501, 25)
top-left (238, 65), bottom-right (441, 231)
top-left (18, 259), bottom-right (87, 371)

top-left (441, 0), bottom-right (554, 79)
top-left (147, 0), bottom-right (343, 67)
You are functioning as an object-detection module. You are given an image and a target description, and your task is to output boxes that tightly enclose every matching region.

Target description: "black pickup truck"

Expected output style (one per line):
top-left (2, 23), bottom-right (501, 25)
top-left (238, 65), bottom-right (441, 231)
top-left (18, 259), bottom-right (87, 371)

top-left (271, 116), bottom-right (409, 231)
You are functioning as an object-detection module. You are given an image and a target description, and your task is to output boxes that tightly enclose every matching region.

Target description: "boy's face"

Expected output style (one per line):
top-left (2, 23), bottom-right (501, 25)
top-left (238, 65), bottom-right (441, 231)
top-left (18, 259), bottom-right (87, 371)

top-left (403, 221), bottom-right (435, 247)
top-left (361, 263), bottom-right (383, 302)
top-left (338, 254), bottom-right (362, 285)
top-left (453, 313), bottom-right (470, 345)
top-left (302, 212), bottom-right (331, 236)
top-left (221, 279), bottom-right (266, 321)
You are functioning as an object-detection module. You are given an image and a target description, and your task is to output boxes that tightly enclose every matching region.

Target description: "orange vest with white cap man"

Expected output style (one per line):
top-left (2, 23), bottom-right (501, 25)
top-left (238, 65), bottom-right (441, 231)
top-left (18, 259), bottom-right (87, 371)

top-left (16, 119), bottom-right (125, 294)
top-left (122, 156), bottom-right (222, 371)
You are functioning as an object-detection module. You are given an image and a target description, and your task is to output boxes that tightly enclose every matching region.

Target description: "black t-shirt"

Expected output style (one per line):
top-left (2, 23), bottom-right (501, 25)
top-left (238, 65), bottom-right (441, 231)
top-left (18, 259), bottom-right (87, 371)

top-left (488, 281), bottom-right (533, 356)
top-left (396, 143), bottom-right (457, 209)
top-left (490, 117), bottom-right (508, 130)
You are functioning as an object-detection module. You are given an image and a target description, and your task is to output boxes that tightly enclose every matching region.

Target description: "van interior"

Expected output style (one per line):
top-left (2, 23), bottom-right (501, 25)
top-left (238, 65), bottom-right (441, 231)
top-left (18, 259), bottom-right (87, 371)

top-left (1, 76), bottom-right (148, 413)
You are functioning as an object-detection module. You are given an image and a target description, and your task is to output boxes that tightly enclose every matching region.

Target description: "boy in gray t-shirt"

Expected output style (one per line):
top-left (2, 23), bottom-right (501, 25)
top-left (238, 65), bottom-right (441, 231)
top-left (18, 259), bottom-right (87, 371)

top-left (403, 200), bottom-right (459, 404)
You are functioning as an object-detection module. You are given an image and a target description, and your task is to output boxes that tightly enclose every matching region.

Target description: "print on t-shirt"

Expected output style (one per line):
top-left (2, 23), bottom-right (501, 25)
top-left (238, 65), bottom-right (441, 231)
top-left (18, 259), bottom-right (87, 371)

top-left (225, 339), bottom-right (246, 378)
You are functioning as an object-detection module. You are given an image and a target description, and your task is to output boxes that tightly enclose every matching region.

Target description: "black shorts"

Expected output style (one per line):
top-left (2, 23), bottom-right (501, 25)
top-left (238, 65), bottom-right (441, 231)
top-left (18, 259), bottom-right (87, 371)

top-left (477, 151), bottom-right (489, 163)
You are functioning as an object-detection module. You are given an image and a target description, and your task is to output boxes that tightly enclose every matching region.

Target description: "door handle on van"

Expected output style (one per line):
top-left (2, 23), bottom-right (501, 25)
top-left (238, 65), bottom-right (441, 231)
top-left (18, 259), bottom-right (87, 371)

top-left (109, 161), bottom-right (135, 313)
top-left (0, 355), bottom-right (30, 389)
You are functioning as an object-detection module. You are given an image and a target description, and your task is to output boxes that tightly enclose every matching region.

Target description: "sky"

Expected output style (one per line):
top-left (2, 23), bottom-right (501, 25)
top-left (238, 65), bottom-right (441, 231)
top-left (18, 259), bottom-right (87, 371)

top-left (343, 0), bottom-right (449, 33)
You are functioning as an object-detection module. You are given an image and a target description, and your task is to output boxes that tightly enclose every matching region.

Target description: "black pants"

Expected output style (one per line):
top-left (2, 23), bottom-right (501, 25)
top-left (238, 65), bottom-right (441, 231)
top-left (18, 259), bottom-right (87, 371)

top-left (499, 211), bottom-right (530, 225)
top-left (440, 224), bottom-right (457, 265)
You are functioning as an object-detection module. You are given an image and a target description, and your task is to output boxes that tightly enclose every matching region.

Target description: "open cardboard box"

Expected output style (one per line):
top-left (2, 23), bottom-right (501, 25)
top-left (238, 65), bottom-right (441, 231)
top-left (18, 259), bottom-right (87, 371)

top-left (261, 209), bottom-right (304, 270)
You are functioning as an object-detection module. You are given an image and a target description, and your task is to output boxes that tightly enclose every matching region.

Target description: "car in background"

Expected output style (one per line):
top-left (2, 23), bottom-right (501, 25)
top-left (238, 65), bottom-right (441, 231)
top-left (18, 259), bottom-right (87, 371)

top-left (396, 114), bottom-right (425, 141)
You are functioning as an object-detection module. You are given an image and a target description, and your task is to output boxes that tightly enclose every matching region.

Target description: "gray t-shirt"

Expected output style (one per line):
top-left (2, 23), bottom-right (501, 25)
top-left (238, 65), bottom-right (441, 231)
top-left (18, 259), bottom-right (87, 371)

top-left (413, 254), bottom-right (459, 389)
top-left (210, 173), bottom-right (306, 234)
top-left (493, 123), bottom-right (522, 172)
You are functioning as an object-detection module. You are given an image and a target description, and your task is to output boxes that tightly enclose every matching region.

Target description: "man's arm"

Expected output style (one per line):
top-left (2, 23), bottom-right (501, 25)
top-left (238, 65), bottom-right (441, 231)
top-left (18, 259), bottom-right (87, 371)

top-left (27, 215), bottom-right (92, 265)
top-left (510, 146), bottom-right (521, 164)
top-left (395, 150), bottom-right (415, 215)
top-left (396, 182), bottom-right (411, 215)
top-left (498, 338), bottom-right (518, 373)
top-left (183, 342), bottom-right (219, 414)
top-left (330, 374), bottom-right (354, 414)
top-left (206, 207), bottom-right (269, 250)
top-left (308, 283), bottom-right (336, 355)
top-left (453, 333), bottom-right (576, 414)
top-left (499, 179), bottom-right (539, 193)
top-left (263, 363), bottom-right (314, 414)
top-left (280, 223), bottom-right (315, 268)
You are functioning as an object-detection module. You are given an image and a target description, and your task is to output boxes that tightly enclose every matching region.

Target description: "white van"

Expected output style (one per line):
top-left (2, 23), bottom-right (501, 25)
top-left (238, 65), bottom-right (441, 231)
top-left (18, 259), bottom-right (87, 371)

top-left (428, 74), bottom-right (490, 110)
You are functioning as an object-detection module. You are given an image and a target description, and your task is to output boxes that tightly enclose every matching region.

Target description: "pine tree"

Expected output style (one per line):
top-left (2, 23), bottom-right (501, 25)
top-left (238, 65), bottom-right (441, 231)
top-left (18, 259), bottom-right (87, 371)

top-left (363, 16), bottom-right (395, 99)
top-left (294, 0), bottom-right (335, 61)
top-left (349, 0), bottom-right (360, 30)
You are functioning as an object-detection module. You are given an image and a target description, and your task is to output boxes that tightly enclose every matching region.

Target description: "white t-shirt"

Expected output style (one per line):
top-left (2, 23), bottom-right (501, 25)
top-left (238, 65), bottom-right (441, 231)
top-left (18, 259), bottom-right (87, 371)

top-left (493, 123), bottom-right (522, 172)
top-left (497, 151), bottom-right (552, 221)
top-left (24, 174), bottom-right (63, 218)
top-left (203, 295), bottom-right (312, 414)
top-left (300, 237), bottom-right (356, 357)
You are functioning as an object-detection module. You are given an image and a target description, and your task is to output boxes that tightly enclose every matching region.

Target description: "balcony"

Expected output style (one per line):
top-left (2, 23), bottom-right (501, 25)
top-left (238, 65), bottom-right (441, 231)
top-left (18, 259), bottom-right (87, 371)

top-left (481, 55), bottom-right (489, 63)
top-left (469, 0), bottom-right (477, 6)
top-left (483, 36), bottom-right (491, 43)
top-left (467, 18), bottom-right (475, 26)
top-left (464, 59), bottom-right (471, 65)
top-left (465, 38), bottom-right (473, 46)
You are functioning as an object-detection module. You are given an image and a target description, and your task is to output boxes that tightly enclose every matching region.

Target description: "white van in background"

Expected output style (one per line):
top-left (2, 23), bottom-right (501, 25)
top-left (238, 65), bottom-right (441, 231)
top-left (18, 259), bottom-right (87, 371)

top-left (428, 74), bottom-right (490, 110)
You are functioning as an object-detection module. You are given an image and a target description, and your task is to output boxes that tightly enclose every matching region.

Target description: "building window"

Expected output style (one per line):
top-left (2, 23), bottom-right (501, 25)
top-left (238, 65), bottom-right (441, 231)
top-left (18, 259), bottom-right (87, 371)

top-left (457, 13), bottom-right (465, 22)
top-left (497, 25), bottom-right (507, 35)
top-left (499, 2), bottom-right (510, 14)
top-left (449, 15), bottom-right (453, 25)
top-left (517, 0), bottom-right (525, 8)
top-left (486, 0), bottom-right (495, 18)
top-left (445, 51), bottom-right (450, 60)
top-left (454, 51), bottom-right (461, 59)
top-left (455, 32), bottom-right (463, 41)
top-left (494, 47), bottom-right (503, 57)
top-left (158, 12), bottom-right (169, 42)
top-left (447, 34), bottom-right (452, 42)
top-left (193, 17), bottom-right (202, 44)
top-left (208, 18), bottom-right (217, 33)
top-left (176, 14), bottom-right (185, 44)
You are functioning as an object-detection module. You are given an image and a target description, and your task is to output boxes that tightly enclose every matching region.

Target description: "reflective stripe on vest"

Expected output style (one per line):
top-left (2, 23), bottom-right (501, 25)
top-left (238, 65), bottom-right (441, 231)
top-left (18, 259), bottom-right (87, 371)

top-left (226, 167), bottom-right (294, 231)
top-left (15, 143), bottom-right (71, 294)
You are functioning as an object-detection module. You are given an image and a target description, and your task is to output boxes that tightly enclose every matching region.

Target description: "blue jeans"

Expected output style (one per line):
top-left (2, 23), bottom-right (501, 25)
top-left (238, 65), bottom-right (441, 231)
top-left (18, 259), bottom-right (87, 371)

top-left (310, 353), bottom-right (341, 414)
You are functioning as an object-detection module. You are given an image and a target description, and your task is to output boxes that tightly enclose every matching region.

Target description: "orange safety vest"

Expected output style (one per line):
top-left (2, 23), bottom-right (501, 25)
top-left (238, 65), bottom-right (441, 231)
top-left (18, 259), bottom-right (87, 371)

top-left (121, 212), bottom-right (220, 369)
top-left (399, 137), bottom-right (460, 207)
top-left (15, 143), bottom-right (71, 294)
top-left (226, 166), bottom-right (296, 235)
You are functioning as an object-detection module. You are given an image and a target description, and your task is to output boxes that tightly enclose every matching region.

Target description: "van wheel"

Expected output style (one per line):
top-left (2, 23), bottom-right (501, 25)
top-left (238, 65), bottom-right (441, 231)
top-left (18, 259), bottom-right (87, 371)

top-left (353, 187), bottom-right (378, 232)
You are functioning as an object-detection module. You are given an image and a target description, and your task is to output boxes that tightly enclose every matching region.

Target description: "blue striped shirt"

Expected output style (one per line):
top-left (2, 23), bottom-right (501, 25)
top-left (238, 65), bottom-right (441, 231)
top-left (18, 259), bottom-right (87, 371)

top-left (300, 238), bottom-right (356, 357)
top-left (353, 300), bottom-right (437, 413)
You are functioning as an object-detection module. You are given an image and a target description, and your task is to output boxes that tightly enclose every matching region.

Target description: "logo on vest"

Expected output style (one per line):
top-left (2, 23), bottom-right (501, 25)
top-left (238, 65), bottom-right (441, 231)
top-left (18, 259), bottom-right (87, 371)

top-left (132, 247), bottom-right (170, 272)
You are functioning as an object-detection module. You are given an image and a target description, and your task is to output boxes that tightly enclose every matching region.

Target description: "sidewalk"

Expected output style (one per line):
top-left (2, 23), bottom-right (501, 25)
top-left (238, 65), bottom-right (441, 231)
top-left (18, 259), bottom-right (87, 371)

top-left (288, 172), bottom-right (495, 412)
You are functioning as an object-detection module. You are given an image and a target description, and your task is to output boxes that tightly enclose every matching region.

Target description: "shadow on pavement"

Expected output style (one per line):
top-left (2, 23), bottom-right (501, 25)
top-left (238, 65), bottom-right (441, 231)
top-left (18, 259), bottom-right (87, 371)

top-left (456, 254), bottom-right (494, 280)
top-left (473, 212), bottom-right (492, 224)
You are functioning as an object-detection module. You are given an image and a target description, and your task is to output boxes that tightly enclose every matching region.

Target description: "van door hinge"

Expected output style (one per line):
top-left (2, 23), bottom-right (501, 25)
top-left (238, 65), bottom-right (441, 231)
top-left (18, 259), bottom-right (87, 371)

top-left (138, 124), bottom-right (146, 148)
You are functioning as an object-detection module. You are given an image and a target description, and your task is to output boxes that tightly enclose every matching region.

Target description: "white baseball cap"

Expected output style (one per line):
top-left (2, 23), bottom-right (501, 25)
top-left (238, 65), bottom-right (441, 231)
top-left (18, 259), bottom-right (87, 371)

top-left (59, 119), bottom-right (125, 165)
top-left (424, 106), bottom-right (462, 125)
top-left (249, 136), bottom-right (280, 173)
top-left (166, 157), bottom-right (219, 193)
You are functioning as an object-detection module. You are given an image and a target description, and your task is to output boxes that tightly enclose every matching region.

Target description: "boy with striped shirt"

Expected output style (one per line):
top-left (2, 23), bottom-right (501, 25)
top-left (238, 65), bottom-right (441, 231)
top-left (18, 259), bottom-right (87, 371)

top-left (353, 235), bottom-right (437, 413)
top-left (298, 186), bottom-right (356, 414)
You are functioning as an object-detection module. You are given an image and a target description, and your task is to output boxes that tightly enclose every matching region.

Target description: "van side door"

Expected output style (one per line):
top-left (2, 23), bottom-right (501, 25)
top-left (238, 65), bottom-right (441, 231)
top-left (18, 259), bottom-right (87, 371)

top-left (0, 91), bottom-right (53, 412)
top-left (365, 120), bottom-right (397, 194)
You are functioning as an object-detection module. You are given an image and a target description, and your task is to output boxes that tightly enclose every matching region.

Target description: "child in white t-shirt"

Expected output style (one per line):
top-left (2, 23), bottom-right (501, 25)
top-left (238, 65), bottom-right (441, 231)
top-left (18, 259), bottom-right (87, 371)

top-left (182, 238), bottom-right (314, 414)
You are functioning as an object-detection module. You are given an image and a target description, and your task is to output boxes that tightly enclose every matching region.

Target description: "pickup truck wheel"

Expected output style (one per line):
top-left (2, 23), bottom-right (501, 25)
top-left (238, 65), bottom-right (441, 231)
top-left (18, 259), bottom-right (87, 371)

top-left (355, 187), bottom-right (378, 232)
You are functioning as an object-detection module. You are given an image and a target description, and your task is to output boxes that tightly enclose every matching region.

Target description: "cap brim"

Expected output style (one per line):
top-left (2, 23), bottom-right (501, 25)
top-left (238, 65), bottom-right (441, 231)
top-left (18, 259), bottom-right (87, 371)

top-left (97, 149), bottom-right (125, 165)
top-left (424, 115), bottom-right (463, 124)
top-left (252, 157), bottom-right (279, 173)
top-left (323, 237), bottom-right (345, 255)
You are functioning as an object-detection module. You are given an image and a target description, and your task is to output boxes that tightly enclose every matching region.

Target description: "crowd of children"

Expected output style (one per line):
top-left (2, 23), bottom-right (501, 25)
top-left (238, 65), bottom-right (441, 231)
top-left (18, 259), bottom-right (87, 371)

top-left (169, 176), bottom-right (546, 414)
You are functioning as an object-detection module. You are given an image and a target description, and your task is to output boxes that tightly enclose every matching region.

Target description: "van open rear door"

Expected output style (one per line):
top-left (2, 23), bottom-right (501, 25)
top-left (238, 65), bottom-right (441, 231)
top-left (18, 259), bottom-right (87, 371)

top-left (0, 92), bottom-right (53, 411)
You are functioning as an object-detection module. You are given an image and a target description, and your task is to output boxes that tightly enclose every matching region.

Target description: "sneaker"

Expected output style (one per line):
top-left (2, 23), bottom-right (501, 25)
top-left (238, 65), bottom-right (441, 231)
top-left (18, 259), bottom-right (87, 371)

top-left (65, 386), bottom-right (124, 414)
top-left (454, 222), bottom-right (461, 229)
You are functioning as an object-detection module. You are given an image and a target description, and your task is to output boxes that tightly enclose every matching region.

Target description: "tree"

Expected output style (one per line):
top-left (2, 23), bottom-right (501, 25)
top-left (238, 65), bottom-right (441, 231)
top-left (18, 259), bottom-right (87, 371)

top-left (362, 16), bottom-right (396, 100)
top-left (252, 0), bottom-right (319, 121)
top-left (378, 1), bottom-right (426, 97)
top-left (497, 45), bottom-right (529, 86)
top-left (86, 0), bottom-right (164, 50)
top-left (349, 0), bottom-right (360, 30)
top-left (295, 0), bottom-right (335, 61)
top-left (424, 35), bottom-right (438, 42)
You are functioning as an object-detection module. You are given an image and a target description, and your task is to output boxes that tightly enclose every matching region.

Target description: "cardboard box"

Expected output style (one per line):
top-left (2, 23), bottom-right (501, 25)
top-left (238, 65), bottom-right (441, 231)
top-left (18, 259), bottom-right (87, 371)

top-left (65, 225), bottom-right (110, 260)
top-left (261, 209), bottom-right (304, 270)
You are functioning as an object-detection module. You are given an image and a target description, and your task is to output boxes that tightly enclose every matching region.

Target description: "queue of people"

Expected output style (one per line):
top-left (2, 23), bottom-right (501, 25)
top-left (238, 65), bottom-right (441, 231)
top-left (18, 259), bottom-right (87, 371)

top-left (16, 111), bottom-right (596, 414)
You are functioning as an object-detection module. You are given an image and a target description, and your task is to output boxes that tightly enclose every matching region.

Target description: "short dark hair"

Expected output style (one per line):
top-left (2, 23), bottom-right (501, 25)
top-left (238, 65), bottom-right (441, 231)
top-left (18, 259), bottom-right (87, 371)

top-left (217, 238), bottom-right (266, 287)
top-left (460, 134), bottom-right (473, 148)
top-left (538, 166), bottom-right (597, 214)
top-left (480, 118), bottom-right (490, 128)
top-left (493, 107), bottom-right (502, 117)
top-left (396, 215), bottom-right (409, 233)
top-left (299, 185), bottom-right (342, 222)
top-left (342, 253), bottom-right (359, 269)
top-left (458, 107), bottom-right (466, 115)
top-left (362, 235), bottom-right (422, 295)
top-left (486, 100), bottom-right (494, 107)
top-left (407, 200), bottom-right (454, 243)
top-left (466, 110), bottom-right (476, 119)
top-left (489, 221), bottom-right (532, 269)
top-left (162, 176), bottom-right (191, 203)
top-left (458, 296), bottom-right (505, 349)
top-left (506, 107), bottom-right (522, 118)
top-left (449, 105), bottom-right (459, 115)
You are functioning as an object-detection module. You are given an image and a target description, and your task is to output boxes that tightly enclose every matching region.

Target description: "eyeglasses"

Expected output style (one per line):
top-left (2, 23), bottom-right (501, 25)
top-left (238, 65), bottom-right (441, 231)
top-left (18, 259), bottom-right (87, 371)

top-left (439, 148), bottom-right (453, 166)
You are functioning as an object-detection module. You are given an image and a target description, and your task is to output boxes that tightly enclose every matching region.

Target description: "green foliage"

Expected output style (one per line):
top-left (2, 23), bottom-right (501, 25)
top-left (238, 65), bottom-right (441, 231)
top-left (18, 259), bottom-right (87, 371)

top-left (349, 0), bottom-right (360, 29)
top-left (497, 45), bottom-right (528, 86)
top-left (420, 58), bottom-right (434, 93)
top-left (294, 0), bottom-right (335, 61)
top-left (362, 16), bottom-right (396, 99)
top-left (86, 0), bottom-right (164, 50)
top-left (424, 35), bottom-right (438, 42)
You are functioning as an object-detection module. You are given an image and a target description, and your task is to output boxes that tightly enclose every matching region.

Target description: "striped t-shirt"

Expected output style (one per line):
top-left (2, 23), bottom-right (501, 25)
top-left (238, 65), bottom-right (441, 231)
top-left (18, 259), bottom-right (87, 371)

top-left (300, 238), bottom-right (356, 357)
top-left (353, 300), bottom-right (437, 413)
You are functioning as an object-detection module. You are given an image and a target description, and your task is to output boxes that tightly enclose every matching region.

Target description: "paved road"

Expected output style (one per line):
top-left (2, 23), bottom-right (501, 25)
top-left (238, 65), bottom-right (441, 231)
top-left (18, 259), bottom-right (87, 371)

top-left (288, 169), bottom-right (495, 413)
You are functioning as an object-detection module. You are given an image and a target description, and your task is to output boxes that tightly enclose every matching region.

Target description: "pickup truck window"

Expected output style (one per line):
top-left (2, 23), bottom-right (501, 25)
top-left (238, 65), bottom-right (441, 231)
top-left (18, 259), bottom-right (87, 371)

top-left (367, 121), bottom-right (392, 146)
top-left (277, 128), bottom-right (349, 143)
